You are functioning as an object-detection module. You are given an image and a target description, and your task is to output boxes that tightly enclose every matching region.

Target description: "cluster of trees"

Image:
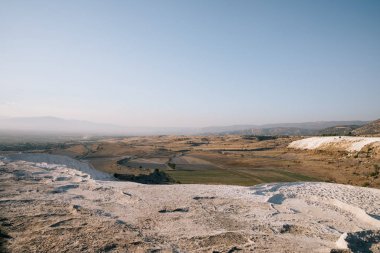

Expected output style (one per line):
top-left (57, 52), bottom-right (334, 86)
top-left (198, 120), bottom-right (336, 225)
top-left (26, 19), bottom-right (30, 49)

top-left (114, 169), bottom-right (177, 184)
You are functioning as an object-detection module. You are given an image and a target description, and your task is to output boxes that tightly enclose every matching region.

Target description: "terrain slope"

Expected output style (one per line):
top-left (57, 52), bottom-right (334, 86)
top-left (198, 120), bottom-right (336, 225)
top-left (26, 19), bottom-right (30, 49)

top-left (353, 119), bottom-right (380, 136)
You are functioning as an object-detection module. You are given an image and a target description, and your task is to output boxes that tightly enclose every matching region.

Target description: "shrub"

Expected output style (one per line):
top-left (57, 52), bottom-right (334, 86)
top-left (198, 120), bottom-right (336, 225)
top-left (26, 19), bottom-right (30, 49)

top-left (362, 181), bottom-right (371, 187)
top-left (369, 164), bottom-right (380, 177)
top-left (114, 169), bottom-right (176, 184)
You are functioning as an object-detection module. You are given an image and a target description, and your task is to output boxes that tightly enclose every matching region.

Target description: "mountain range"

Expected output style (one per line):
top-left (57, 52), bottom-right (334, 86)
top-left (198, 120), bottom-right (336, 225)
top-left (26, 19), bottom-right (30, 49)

top-left (0, 116), bottom-right (377, 136)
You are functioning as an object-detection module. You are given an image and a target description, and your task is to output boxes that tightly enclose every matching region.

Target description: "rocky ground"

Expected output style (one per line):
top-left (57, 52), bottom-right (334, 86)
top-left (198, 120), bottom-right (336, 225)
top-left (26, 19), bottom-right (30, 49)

top-left (288, 136), bottom-right (380, 153)
top-left (1, 154), bottom-right (380, 252)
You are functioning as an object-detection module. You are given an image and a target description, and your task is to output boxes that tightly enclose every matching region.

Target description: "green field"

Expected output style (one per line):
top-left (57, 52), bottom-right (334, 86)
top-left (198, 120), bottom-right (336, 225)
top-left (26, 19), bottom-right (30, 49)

top-left (166, 166), bottom-right (317, 186)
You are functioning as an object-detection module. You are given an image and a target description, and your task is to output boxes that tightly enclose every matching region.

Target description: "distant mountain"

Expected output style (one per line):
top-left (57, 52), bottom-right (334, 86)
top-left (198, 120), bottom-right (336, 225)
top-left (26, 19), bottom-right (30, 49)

top-left (0, 117), bottom-right (127, 135)
top-left (258, 121), bottom-right (368, 130)
top-left (223, 127), bottom-right (315, 136)
top-left (0, 117), bottom-right (372, 136)
top-left (200, 125), bottom-right (259, 134)
top-left (204, 121), bottom-right (369, 136)
top-left (352, 119), bottom-right (380, 136)
top-left (0, 117), bottom-right (198, 136)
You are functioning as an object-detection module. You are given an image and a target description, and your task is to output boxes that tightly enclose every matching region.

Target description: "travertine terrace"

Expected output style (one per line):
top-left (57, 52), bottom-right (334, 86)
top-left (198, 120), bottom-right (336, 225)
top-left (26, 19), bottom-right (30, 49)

top-left (1, 154), bottom-right (380, 252)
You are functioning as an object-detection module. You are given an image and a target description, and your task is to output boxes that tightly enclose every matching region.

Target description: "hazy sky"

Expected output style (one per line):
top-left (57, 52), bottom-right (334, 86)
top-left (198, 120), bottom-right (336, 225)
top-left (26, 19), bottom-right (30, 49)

top-left (0, 0), bottom-right (379, 127)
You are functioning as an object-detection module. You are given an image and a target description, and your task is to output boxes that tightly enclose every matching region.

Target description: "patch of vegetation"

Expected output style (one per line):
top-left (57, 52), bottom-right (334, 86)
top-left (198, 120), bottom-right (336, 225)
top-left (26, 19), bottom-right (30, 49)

top-left (166, 166), bottom-right (318, 186)
top-left (116, 157), bottom-right (131, 165)
top-left (167, 162), bottom-right (176, 170)
top-left (186, 141), bottom-right (208, 146)
top-left (369, 164), bottom-right (380, 178)
top-left (326, 176), bottom-right (336, 183)
top-left (159, 207), bottom-right (189, 213)
top-left (114, 169), bottom-right (177, 184)
top-left (362, 181), bottom-right (371, 187)
top-left (0, 227), bottom-right (12, 253)
top-left (242, 135), bottom-right (278, 141)
top-left (242, 135), bottom-right (257, 140)
top-left (256, 135), bottom-right (278, 141)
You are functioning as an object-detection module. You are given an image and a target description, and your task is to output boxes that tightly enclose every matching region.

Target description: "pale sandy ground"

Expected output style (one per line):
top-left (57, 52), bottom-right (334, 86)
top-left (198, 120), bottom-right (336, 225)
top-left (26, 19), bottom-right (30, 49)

top-left (288, 136), bottom-right (380, 152)
top-left (1, 154), bottom-right (380, 252)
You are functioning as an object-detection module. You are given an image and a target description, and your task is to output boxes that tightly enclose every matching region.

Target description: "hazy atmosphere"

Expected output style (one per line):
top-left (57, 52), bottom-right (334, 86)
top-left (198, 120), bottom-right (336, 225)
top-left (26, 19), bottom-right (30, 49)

top-left (1, 0), bottom-right (379, 127)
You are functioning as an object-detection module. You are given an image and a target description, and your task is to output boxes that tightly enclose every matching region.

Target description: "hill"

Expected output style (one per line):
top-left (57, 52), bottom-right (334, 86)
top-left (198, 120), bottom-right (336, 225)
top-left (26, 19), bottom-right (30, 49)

top-left (353, 119), bottom-right (380, 136)
top-left (317, 125), bottom-right (361, 136)
top-left (226, 127), bottom-right (315, 136)
top-left (205, 121), bottom-right (368, 136)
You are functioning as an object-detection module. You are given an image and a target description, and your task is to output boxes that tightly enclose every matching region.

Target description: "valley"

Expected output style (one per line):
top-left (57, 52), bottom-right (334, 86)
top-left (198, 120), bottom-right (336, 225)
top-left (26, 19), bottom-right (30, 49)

top-left (23, 134), bottom-right (377, 188)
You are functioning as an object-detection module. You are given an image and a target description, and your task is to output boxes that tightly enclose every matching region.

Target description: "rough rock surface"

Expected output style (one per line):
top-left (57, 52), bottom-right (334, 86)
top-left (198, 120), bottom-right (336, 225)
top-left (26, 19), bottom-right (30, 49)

top-left (288, 136), bottom-right (380, 152)
top-left (1, 154), bottom-right (380, 252)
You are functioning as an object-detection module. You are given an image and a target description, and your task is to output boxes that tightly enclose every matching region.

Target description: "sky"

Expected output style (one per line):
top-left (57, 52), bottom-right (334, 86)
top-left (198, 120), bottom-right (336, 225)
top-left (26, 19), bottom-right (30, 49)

top-left (0, 0), bottom-right (379, 127)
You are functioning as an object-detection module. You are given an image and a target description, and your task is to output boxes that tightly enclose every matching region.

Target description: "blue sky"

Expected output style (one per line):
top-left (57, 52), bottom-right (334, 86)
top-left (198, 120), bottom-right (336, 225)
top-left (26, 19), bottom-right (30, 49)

top-left (0, 0), bottom-right (379, 127)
